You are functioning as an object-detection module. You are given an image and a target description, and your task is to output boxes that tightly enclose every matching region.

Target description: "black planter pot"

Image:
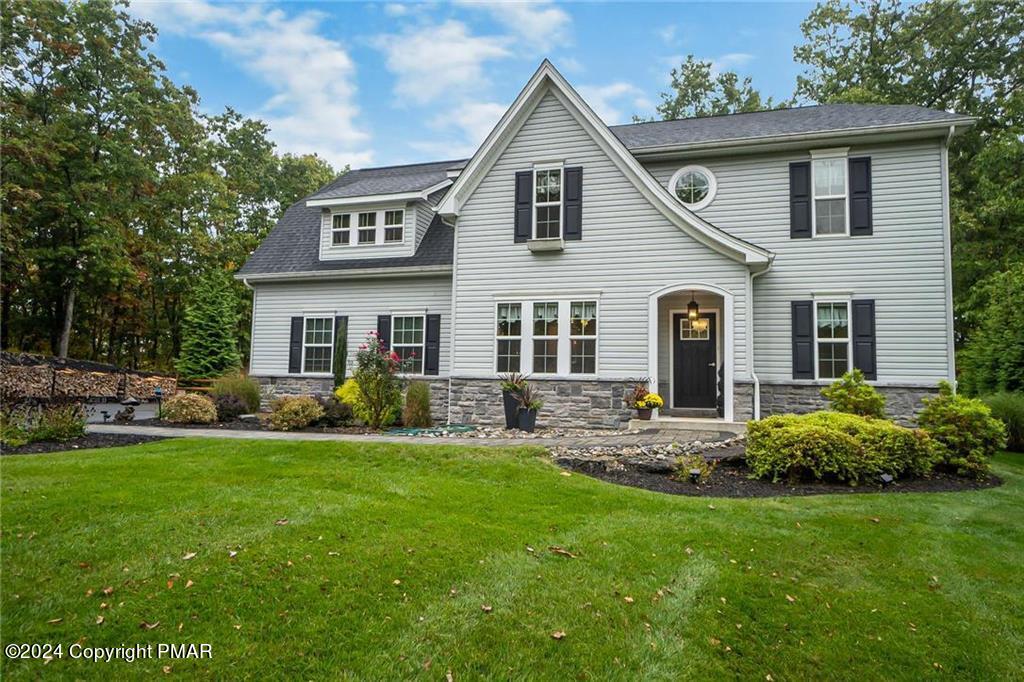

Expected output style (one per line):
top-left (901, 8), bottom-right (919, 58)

top-left (501, 390), bottom-right (520, 429)
top-left (518, 407), bottom-right (538, 433)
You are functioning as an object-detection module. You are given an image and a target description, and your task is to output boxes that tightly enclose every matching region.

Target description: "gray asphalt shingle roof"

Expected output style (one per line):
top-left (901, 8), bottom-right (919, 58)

top-left (241, 103), bottom-right (968, 277)
top-left (611, 103), bottom-right (969, 149)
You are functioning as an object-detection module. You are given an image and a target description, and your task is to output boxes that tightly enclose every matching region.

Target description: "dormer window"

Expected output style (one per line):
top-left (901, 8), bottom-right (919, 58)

top-left (331, 214), bottom-right (350, 245)
top-left (358, 212), bottom-right (376, 244)
top-left (533, 166), bottom-right (562, 239)
top-left (384, 210), bottom-right (404, 242)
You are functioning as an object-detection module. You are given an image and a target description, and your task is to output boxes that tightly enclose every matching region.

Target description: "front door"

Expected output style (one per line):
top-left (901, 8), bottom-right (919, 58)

top-left (672, 312), bottom-right (717, 408)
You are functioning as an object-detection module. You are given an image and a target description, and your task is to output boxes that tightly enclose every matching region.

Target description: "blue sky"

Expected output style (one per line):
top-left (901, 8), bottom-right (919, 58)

top-left (133, 1), bottom-right (815, 170)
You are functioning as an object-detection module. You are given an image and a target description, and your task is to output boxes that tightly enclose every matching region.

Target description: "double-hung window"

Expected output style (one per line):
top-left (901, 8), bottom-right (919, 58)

top-left (358, 212), bottom-right (377, 244)
top-left (392, 315), bottom-right (424, 374)
top-left (384, 210), bottom-right (404, 242)
top-left (532, 302), bottom-right (559, 373)
top-left (815, 301), bottom-right (850, 378)
top-left (533, 166), bottom-right (562, 239)
top-left (812, 156), bottom-right (847, 236)
top-left (496, 303), bottom-right (521, 372)
top-left (303, 317), bottom-right (333, 373)
top-left (331, 214), bottom-right (351, 245)
top-left (569, 301), bottom-right (597, 374)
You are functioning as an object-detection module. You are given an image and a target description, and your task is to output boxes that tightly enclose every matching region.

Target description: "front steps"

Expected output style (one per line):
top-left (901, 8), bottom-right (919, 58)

top-left (628, 416), bottom-right (746, 441)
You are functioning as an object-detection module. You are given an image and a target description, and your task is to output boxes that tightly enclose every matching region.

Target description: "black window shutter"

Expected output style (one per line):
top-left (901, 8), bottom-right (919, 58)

top-left (789, 161), bottom-right (812, 239)
top-left (791, 301), bottom-right (814, 379)
top-left (849, 157), bottom-right (872, 236)
top-left (563, 166), bottom-right (583, 241)
top-left (288, 317), bottom-right (304, 373)
top-left (333, 316), bottom-right (348, 379)
top-left (376, 315), bottom-right (391, 351)
top-left (424, 314), bottom-right (441, 376)
top-left (514, 170), bottom-right (532, 243)
top-left (852, 300), bottom-right (877, 380)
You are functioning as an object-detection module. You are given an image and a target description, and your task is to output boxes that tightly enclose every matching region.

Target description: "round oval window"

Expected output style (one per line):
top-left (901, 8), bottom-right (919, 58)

top-left (670, 165), bottom-right (716, 210)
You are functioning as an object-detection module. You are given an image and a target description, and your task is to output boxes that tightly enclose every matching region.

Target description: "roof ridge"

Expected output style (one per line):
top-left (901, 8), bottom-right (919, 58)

top-left (351, 158), bottom-right (469, 173)
top-left (609, 102), bottom-right (933, 130)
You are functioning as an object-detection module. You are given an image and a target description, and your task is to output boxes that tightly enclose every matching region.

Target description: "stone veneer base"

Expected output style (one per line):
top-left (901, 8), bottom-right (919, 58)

top-left (449, 378), bottom-right (636, 429)
top-left (253, 375), bottom-right (449, 424)
top-left (758, 382), bottom-right (939, 425)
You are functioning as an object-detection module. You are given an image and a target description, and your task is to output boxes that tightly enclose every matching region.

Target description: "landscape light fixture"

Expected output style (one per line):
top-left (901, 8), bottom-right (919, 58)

top-left (880, 474), bottom-right (894, 486)
top-left (689, 469), bottom-right (702, 484)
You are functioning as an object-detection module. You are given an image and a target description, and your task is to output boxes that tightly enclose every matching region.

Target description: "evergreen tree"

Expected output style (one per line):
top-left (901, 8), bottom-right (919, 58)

top-left (175, 271), bottom-right (242, 379)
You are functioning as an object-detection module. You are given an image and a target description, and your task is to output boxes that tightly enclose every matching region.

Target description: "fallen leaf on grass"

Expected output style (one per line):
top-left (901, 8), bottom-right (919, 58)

top-left (185, 580), bottom-right (194, 589)
top-left (551, 630), bottom-right (566, 640)
top-left (228, 550), bottom-right (238, 558)
top-left (393, 579), bottom-right (402, 586)
top-left (548, 546), bottom-right (577, 559)
top-left (95, 615), bottom-right (104, 625)
top-left (102, 586), bottom-right (114, 596)
top-left (870, 517), bottom-right (880, 524)
top-left (446, 670), bottom-right (454, 682)
top-left (182, 552), bottom-right (196, 561)
top-left (139, 621), bottom-right (160, 630)
top-left (162, 666), bottom-right (172, 674)
top-left (623, 596), bottom-right (634, 604)
top-left (47, 618), bottom-right (62, 624)
top-left (481, 604), bottom-right (493, 613)
top-left (708, 504), bottom-right (716, 510)
top-left (167, 580), bottom-right (174, 590)
top-left (685, 547), bottom-right (694, 556)
top-left (560, 471), bottom-right (572, 477)
top-left (275, 519), bottom-right (289, 526)
top-left (785, 595), bottom-right (796, 603)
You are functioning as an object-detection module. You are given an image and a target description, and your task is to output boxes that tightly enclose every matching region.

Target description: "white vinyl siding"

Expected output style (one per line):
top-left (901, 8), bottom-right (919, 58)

top-left (453, 89), bottom-right (749, 380)
top-left (645, 139), bottom-right (952, 385)
top-left (250, 276), bottom-right (452, 377)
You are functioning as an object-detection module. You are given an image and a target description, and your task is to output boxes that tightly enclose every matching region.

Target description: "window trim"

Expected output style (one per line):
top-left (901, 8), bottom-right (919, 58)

top-left (813, 298), bottom-right (852, 379)
top-left (810, 148), bottom-right (850, 238)
top-left (383, 209), bottom-right (405, 243)
top-left (568, 300), bottom-right (598, 375)
top-left (495, 302), bottom-right (522, 374)
top-left (492, 297), bottom-right (600, 377)
top-left (669, 165), bottom-right (717, 211)
top-left (532, 163), bottom-right (563, 241)
top-left (331, 214), bottom-right (351, 246)
top-left (326, 207), bottom-right (409, 249)
top-left (391, 313), bottom-right (425, 376)
top-left (531, 301), bottom-right (560, 375)
top-left (301, 314), bottom-right (334, 375)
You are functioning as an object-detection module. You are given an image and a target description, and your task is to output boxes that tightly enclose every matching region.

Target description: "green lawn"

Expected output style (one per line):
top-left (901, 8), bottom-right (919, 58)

top-left (2, 439), bottom-right (1022, 680)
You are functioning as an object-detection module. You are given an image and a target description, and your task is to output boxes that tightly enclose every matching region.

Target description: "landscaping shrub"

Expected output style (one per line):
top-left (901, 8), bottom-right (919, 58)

top-left (982, 392), bottom-right (1024, 452)
top-left (31, 403), bottom-right (87, 442)
top-left (349, 332), bottom-right (407, 429)
top-left (213, 393), bottom-right (248, 422)
top-left (821, 369), bottom-right (886, 417)
top-left (209, 372), bottom-right (261, 413)
top-left (268, 396), bottom-right (324, 431)
top-left (674, 453), bottom-right (717, 483)
top-left (746, 412), bottom-right (940, 484)
top-left (919, 382), bottom-right (1007, 477)
top-left (0, 408), bottom-right (30, 447)
top-left (958, 264), bottom-right (1024, 395)
top-left (403, 381), bottom-right (433, 428)
top-left (176, 270), bottom-right (242, 380)
top-left (162, 393), bottom-right (217, 424)
top-left (315, 396), bottom-right (353, 427)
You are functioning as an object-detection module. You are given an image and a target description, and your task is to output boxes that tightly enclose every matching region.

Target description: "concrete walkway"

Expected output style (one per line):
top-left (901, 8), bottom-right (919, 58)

top-left (87, 423), bottom-right (702, 448)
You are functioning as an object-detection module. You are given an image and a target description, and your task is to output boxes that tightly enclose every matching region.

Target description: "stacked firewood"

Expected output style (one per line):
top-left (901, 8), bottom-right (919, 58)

top-left (0, 351), bottom-right (177, 403)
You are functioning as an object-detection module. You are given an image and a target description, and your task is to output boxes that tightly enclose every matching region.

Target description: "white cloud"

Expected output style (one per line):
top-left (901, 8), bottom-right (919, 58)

top-left (712, 52), bottom-right (755, 73)
top-left (373, 20), bottom-right (511, 105)
top-left (577, 82), bottom-right (646, 125)
top-left (418, 101), bottom-right (507, 157)
top-left (132, 1), bottom-right (372, 168)
top-left (383, 3), bottom-right (409, 17)
top-left (455, 0), bottom-right (571, 51)
top-left (658, 24), bottom-right (677, 46)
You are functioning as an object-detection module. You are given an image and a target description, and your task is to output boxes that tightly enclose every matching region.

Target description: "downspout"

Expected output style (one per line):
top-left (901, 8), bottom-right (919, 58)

top-left (748, 260), bottom-right (773, 420)
top-left (942, 125), bottom-right (957, 391)
top-left (447, 217), bottom-right (458, 426)
top-left (241, 277), bottom-right (257, 377)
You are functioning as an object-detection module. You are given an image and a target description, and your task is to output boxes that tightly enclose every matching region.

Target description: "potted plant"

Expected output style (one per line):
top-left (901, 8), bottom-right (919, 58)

top-left (628, 382), bottom-right (663, 420)
top-left (516, 384), bottom-right (543, 432)
top-left (498, 372), bottom-right (528, 429)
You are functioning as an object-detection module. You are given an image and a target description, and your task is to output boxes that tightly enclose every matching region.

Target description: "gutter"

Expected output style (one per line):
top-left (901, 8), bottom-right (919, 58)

top-left (234, 264), bottom-right (452, 283)
top-left (748, 260), bottom-right (774, 420)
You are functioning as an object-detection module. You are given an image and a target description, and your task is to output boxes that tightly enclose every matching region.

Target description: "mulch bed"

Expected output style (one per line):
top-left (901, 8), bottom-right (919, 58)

top-left (3, 432), bottom-right (168, 456)
top-left (562, 458), bottom-right (1002, 498)
top-left (128, 418), bottom-right (378, 435)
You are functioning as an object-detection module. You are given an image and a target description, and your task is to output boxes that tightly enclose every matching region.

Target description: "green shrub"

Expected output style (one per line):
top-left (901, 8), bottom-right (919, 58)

top-left (402, 381), bottom-right (433, 428)
top-left (268, 396), bottom-right (324, 431)
top-left (162, 393), bottom-right (217, 424)
top-left (209, 373), bottom-right (261, 413)
top-left (746, 412), bottom-right (940, 484)
top-left (315, 396), bottom-right (353, 427)
top-left (351, 332), bottom-right (407, 429)
top-left (958, 264), bottom-right (1024, 395)
top-left (821, 369), bottom-right (886, 418)
top-left (982, 392), bottom-right (1024, 452)
top-left (176, 270), bottom-right (242, 380)
top-left (1, 408), bottom-right (30, 447)
top-left (919, 382), bottom-right (1007, 477)
top-left (213, 393), bottom-right (248, 422)
top-left (31, 403), bottom-right (87, 442)
top-left (674, 453), bottom-right (717, 483)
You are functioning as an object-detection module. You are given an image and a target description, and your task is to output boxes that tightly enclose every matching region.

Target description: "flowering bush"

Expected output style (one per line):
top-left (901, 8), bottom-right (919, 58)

top-left (634, 392), bottom-right (664, 410)
top-left (351, 331), bottom-right (410, 429)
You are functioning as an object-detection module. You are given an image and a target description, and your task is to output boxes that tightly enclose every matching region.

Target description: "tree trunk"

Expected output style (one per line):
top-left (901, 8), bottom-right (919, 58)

top-left (57, 285), bottom-right (76, 358)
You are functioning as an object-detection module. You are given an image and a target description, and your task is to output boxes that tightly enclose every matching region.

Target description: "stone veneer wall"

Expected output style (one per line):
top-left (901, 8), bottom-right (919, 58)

top-left (733, 381), bottom-right (754, 422)
top-left (449, 378), bottom-right (636, 429)
top-left (758, 382), bottom-right (939, 425)
top-left (254, 376), bottom-right (449, 424)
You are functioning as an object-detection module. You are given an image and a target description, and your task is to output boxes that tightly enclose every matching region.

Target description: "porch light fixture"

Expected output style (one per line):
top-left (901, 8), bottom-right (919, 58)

top-left (687, 291), bottom-right (699, 321)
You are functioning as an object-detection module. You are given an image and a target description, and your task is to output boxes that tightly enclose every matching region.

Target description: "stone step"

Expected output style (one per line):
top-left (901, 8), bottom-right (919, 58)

top-left (628, 416), bottom-right (746, 438)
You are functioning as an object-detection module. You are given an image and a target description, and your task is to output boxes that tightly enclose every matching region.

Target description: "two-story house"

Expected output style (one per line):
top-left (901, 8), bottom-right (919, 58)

top-left (237, 61), bottom-right (973, 428)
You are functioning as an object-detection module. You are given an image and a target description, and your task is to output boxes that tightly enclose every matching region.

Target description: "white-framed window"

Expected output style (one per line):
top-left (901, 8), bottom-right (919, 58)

top-left (331, 214), bottom-right (351, 246)
top-left (532, 301), bottom-right (559, 373)
top-left (679, 317), bottom-right (710, 341)
top-left (495, 303), bottom-right (521, 373)
top-left (669, 165), bottom-right (717, 211)
top-left (303, 317), bottom-right (334, 374)
top-left (569, 300), bottom-right (597, 374)
top-left (815, 301), bottom-right (850, 379)
top-left (384, 209), bottom-right (404, 242)
top-left (391, 315), bottom-right (424, 375)
top-left (533, 165), bottom-right (562, 239)
top-left (358, 212), bottom-right (377, 244)
top-left (811, 151), bottom-right (848, 236)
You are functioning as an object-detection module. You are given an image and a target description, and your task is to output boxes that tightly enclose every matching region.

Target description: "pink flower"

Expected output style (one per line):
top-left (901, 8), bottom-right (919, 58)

top-left (389, 351), bottom-right (400, 362)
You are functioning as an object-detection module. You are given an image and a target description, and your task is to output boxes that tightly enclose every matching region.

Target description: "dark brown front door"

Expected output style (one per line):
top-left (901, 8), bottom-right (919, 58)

top-left (672, 312), bottom-right (717, 408)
